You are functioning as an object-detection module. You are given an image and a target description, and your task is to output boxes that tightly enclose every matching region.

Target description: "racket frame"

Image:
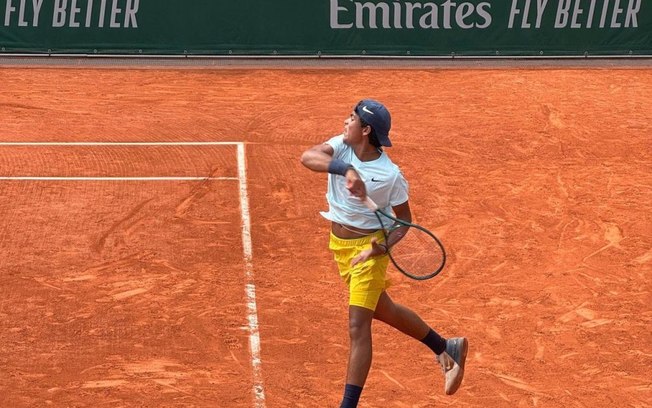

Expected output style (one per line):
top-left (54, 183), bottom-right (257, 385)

top-left (364, 197), bottom-right (446, 280)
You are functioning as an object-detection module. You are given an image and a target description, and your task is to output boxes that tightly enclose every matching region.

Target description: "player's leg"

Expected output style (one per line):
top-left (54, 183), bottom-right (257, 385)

top-left (373, 291), bottom-right (431, 340)
top-left (339, 305), bottom-right (374, 408)
top-left (345, 305), bottom-right (375, 384)
top-left (374, 291), bottom-right (468, 395)
top-left (331, 232), bottom-right (386, 407)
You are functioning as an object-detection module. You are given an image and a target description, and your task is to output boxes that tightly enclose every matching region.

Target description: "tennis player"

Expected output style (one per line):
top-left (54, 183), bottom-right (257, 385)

top-left (301, 99), bottom-right (468, 407)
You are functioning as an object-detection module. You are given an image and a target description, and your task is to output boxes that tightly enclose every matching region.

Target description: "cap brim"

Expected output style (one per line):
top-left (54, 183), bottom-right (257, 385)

top-left (378, 134), bottom-right (392, 147)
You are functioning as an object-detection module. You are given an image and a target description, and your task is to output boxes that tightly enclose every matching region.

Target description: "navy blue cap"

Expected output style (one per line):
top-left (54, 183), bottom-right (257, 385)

top-left (355, 99), bottom-right (392, 147)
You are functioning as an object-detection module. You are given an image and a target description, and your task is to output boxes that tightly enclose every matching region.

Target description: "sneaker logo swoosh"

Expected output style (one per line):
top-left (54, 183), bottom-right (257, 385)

top-left (362, 106), bottom-right (374, 115)
top-left (371, 177), bottom-right (383, 182)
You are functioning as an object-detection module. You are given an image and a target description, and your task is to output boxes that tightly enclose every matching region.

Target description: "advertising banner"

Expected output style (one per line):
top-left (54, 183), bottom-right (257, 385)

top-left (1, 0), bottom-right (650, 56)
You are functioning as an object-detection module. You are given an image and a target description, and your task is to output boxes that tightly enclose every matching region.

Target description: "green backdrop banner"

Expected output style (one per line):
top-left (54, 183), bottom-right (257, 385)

top-left (1, 0), bottom-right (650, 56)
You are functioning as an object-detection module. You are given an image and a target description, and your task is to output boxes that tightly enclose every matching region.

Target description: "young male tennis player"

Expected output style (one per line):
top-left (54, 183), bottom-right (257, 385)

top-left (300, 99), bottom-right (468, 407)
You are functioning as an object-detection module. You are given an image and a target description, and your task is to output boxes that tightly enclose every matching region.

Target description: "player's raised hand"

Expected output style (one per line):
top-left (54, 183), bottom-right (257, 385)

top-left (345, 168), bottom-right (366, 199)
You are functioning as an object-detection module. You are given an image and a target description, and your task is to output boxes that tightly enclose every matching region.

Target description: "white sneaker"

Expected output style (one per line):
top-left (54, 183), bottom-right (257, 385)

top-left (436, 337), bottom-right (468, 395)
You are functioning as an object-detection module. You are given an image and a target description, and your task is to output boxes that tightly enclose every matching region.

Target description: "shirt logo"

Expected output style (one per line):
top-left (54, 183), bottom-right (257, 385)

top-left (371, 177), bottom-right (383, 182)
top-left (362, 106), bottom-right (374, 115)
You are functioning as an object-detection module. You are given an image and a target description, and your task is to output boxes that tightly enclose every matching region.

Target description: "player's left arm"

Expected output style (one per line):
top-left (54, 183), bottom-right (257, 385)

top-left (350, 200), bottom-right (412, 266)
top-left (382, 200), bottom-right (411, 251)
top-left (392, 200), bottom-right (412, 223)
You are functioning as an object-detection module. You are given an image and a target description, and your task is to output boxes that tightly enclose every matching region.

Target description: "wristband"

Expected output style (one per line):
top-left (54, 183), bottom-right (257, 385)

top-left (378, 243), bottom-right (389, 254)
top-left (327, 159), bottom-right (353, 176)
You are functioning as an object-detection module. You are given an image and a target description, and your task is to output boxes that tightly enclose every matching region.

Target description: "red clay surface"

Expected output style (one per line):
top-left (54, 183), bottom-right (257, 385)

top-left (0, 67), bottom-right (650, 407)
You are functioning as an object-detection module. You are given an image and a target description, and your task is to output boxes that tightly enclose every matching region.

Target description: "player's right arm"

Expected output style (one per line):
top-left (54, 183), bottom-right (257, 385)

top-left (300, 143), bottom-right (335, 173)
top-left (300, 143), bottom-right (367, 199)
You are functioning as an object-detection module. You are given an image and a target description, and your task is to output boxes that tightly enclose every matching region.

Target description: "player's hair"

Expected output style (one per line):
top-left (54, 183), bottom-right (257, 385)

top-left (360, 117), bottom-right (383, 149)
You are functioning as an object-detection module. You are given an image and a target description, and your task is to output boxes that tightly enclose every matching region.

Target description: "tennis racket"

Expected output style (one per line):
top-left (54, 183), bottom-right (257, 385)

top-left (364, 197), bottom-right (446, 280)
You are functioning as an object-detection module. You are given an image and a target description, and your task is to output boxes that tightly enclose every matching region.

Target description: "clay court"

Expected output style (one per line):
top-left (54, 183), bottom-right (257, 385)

top-left (0, 60), bottom-right (650, 407)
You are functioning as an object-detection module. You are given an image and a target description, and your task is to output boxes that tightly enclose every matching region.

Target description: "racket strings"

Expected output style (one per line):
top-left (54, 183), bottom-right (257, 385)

top-left (388, 227), bottom-right (444, 277)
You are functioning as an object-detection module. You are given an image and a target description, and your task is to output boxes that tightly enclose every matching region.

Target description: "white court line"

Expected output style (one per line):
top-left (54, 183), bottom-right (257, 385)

top-left (0, 142), bottom-right (237, 146)
top-left (237, 143), bottom-right (266, 407)
top-left (0, 141), bottom-right (267, 407)
top-left (0, 177), bottom-right (237, 181)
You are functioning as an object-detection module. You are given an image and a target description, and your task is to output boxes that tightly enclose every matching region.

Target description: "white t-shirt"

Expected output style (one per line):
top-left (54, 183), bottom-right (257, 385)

top-left (320, 135), bottom-right (409, 229)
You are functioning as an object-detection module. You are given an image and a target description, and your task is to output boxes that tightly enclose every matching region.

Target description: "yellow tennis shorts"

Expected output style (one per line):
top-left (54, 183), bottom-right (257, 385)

top-left (329, 230), bottom-right (391, 311)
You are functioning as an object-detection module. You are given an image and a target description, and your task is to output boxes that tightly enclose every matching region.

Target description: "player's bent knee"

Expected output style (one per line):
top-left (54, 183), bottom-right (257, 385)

top-left (348, 307), bottom-right (373, 338)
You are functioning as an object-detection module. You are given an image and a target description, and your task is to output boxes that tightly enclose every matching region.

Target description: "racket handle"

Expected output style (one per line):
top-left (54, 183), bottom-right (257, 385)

top-left (364, 196), bottom-right (379, 211)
